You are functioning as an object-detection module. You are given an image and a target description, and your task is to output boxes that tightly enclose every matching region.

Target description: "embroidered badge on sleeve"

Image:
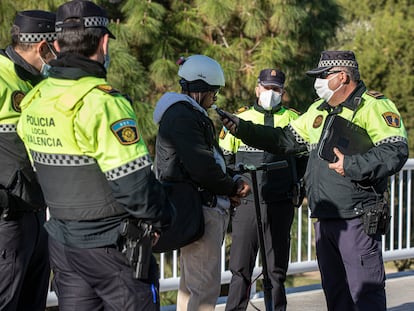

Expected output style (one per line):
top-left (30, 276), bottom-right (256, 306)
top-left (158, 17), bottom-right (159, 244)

top-left (111, 119), bottom-right (140, 145)
top-left (11, 91), bottom-right (25, 113)
top-left (313, 115), bottom-right (324, 128)
top-left (382, 112), bottom-right (401, 128)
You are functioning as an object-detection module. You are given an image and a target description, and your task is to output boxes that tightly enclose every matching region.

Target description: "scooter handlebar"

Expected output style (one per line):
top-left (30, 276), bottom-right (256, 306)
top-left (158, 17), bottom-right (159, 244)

top-left (236, 160), bottom-right (288, 173)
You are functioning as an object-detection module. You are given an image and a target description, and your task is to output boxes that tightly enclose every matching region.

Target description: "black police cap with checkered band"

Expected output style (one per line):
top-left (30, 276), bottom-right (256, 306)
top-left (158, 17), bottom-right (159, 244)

top-left (306, 50), bottom-right (359, 77)
top-left (14, 10), bottom-right (56, 43)
top-left (55, 0), bottom-right (116, 39)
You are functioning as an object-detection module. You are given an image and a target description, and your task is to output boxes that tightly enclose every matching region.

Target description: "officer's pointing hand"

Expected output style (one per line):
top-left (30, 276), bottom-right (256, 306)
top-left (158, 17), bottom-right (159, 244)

top-left (328, 148), bottom-right (345, 176)
top-left (221, 112), bottom-right (240, 135)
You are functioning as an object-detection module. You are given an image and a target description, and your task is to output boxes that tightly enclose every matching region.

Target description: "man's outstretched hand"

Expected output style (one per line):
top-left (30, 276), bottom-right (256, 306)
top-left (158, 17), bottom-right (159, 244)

top-left (220, 111), bottom-right (240, 135)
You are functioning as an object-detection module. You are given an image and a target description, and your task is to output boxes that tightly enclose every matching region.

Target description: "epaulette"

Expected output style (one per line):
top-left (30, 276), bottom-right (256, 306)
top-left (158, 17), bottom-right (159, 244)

top-left (366, 90), bottom-right (385, 99)
top-left (235, 106), bottom-right (250, 115)
top-left (287, 106), bottom-right (302, 115)
top-left (95, 84), bottom-right (121, 95)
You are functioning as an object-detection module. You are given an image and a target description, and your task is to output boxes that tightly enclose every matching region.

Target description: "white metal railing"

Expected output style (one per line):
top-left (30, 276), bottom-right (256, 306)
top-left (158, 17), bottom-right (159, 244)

top-left (46, 159), bottom-right (414, 307)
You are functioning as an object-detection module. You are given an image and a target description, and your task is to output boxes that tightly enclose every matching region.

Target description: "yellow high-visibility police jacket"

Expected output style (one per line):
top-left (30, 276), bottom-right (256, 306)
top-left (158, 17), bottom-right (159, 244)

top-left (18, 74), bottom-right (171, 248)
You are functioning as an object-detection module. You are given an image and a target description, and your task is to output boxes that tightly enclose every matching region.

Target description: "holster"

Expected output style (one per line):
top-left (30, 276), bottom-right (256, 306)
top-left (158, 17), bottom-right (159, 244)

top-left (291, 179), bottom-right (306, 208)
top-left (119, 219), bottom-right (153, 279)
top-left (362, 192), bottom-right (391, 235)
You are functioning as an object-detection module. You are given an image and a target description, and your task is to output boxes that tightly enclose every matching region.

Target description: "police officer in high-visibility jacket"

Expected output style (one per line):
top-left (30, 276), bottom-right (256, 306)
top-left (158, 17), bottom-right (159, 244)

top-left (0, 10), bottom-right (56, 310)
top-left (220, 69), bottom-right (307, 311)
top-left (17, 1), bottom-right (173, 310)
top-left (220, 51), bottom-right (408, 311)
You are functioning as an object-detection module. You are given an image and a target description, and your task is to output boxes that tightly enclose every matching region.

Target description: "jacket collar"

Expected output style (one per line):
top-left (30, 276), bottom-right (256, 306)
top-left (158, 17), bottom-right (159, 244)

top-left (2, 46), bottom-right (43, 85)
top-left (48, 53), bottom-right (107, 80)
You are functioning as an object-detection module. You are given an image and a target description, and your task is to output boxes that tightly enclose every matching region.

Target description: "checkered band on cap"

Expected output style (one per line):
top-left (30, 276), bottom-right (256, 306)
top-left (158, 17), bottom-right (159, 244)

top-left (84, 16), bottom-right (108, 28)
top-left (0, 124), bottom-right (17, 133)
top-left (318, 59), bottom-right (358, 68)
top-left (31, 151), bottom-right (96, 166)
top-left (56, 16), bottom-right (109, 32)
top-left (19, 32), bottom-right (57, 43)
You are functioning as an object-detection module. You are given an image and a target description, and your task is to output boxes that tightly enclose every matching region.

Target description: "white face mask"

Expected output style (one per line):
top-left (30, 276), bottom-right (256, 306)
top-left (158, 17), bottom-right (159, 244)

top-left (259, 90), bottom-right (282, 110)
top-left (314, 73), bottom-right (343, 102)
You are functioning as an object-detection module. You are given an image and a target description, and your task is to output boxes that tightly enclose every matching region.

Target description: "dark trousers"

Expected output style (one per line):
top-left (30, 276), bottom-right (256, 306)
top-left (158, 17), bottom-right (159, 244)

top-left (49, 237), bottom-right (160, 311)
top-left (0, 212), bottom-right (50, 311)
top-left (226, 199), bottom-right (294, 311)
top-left (315, 218), bottom-right (386, 311)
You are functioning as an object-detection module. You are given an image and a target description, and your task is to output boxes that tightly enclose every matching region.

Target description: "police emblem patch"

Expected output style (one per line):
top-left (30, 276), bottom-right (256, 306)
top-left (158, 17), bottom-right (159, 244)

top-left (11, 91), bottom-right (25, 112)
top-left (313, 115), bottom-right (323, 128)
top-left (111, 119), bottom-right (140, 145)
top-left (382, 112), bottom-right (401, 128)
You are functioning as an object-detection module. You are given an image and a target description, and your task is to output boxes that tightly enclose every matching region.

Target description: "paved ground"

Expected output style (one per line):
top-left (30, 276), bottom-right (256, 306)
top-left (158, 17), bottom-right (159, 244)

top-left (213, 270), bottom-right (414, 311)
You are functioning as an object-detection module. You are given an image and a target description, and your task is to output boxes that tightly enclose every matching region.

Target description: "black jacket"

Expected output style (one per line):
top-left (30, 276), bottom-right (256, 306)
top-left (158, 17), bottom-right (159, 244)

top-left (154, 92), bottom-right (239, 197)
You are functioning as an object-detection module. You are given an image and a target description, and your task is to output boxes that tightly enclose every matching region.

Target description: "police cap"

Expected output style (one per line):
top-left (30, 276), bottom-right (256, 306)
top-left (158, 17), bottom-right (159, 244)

top-left (258, 69), bottom-right (285, 88)
top-left (56, 0), bottom-right (116, 39)
top-left (14, 10), bottom-right (56, 43)
top-left (306, 50), bottom-right (358, 77)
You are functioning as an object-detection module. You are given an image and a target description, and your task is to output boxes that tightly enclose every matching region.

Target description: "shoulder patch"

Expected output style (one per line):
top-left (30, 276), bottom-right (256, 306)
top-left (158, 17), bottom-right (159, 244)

top-left (382, 112), bottom-right (401, 128)
top-left (366, 90), bottom-right (385, 99)
top-left (96, 84), bottom-right (121, 95)
top-left (11, 90), bottom-right (25, 113)
top-left (313, 115), bottom-right (324, 128)
top-left (235, 106), bottom-right (250, 114)
top-left (111, 119), bottom-right (140, 145)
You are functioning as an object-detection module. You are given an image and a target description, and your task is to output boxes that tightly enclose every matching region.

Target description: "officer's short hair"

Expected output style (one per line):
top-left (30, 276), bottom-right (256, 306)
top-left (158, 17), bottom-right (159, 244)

top-left (56, 27), bottom-right (103, 57)
top-left (338, 66), bottom-right (360, 83)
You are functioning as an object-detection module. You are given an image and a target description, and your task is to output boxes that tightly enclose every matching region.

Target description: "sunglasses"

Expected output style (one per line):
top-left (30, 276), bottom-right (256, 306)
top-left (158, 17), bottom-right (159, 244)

top-left (319, 70), bottom-right (342, 79)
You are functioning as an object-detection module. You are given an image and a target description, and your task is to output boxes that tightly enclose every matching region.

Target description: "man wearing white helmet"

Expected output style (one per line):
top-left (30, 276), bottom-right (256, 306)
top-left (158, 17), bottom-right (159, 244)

top-left (153, 54), bottom-right (250, 311)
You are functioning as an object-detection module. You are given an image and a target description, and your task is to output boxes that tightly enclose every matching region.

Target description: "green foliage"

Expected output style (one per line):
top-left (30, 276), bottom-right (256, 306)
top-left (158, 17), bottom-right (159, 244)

top-left (0, 0), bottom-right (341, 143)
top-left (336, 0), bottom-right (414, 153)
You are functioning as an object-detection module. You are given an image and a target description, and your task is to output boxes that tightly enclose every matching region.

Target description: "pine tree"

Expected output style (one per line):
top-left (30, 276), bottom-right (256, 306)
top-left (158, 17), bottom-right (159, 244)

top-left (336, 0), bottom-right (414, 153)
top-left (0, 0), bottom-right (342, 144)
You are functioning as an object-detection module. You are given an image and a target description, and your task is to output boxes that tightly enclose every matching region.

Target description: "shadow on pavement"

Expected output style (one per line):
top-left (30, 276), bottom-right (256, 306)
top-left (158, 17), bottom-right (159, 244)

top-left (388, 303), bottom-right (414, 311)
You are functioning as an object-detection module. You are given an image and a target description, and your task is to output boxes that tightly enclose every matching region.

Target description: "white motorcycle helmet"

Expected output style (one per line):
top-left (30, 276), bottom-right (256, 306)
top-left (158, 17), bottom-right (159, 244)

top-left (178, 55), bottom-right (225, 92)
